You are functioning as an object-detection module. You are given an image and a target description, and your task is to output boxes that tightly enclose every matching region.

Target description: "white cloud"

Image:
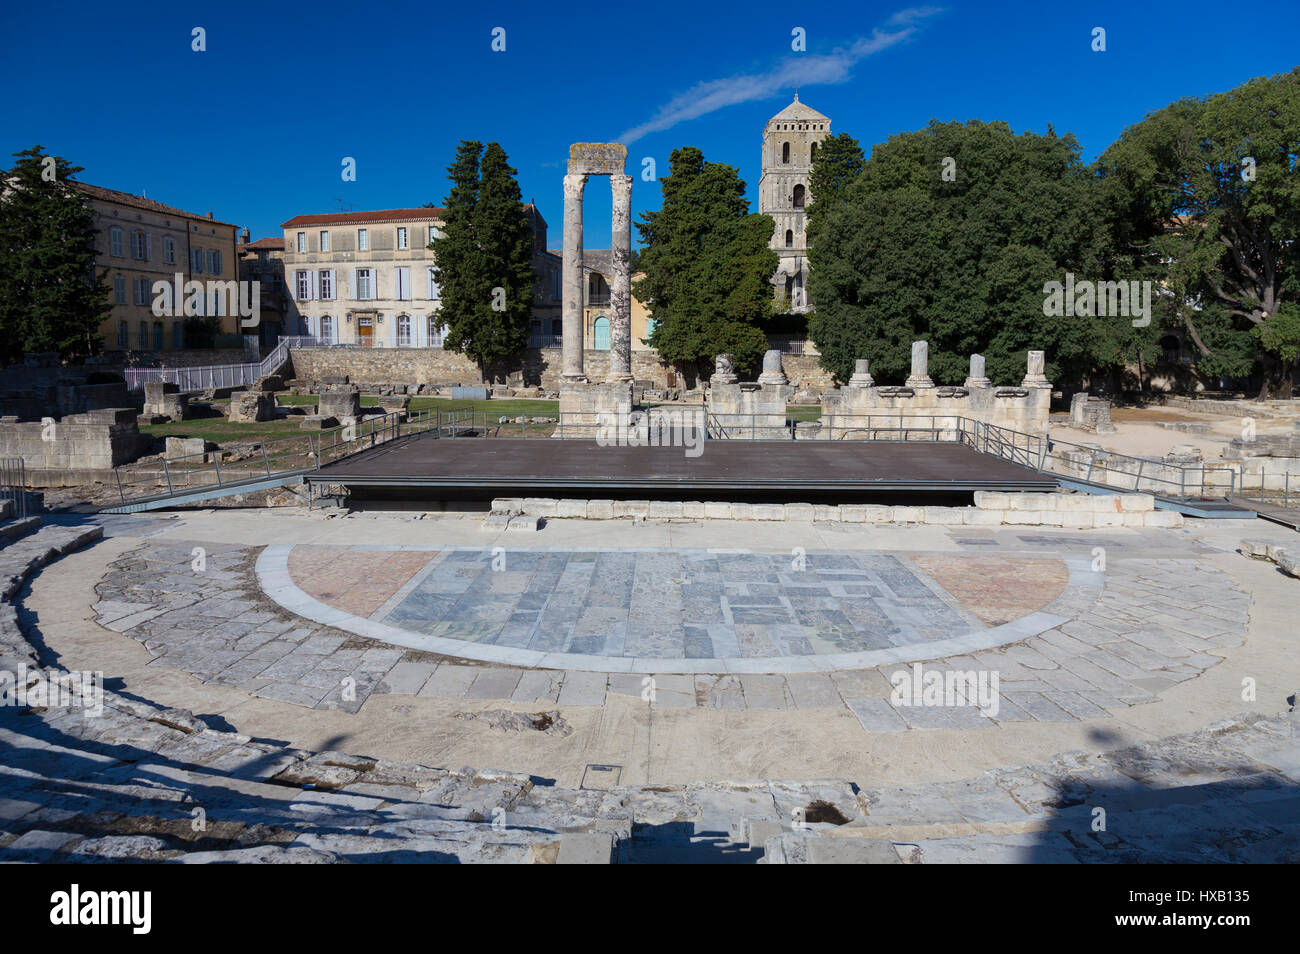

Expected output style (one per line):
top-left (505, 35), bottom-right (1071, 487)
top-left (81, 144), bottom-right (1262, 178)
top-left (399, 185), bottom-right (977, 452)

top-left (616, 8), bottom-right (943, 144)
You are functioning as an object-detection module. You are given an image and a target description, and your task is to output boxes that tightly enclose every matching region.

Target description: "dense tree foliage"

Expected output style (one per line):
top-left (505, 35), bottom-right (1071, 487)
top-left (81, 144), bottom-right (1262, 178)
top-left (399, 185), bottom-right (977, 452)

top-left (431, 140), bottom-right (534, 378)
top-left (1095, 67), bottom-right (1300, 395)
top-left (0, 146), bottom-right (110, 363)
top-left (634, 147), bottom-right (778, 377)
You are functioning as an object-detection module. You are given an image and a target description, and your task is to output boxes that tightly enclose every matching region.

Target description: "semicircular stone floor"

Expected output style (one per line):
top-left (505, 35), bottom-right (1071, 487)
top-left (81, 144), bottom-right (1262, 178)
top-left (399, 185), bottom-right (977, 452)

top-left (89, 532), bottom-right (1250, 729)
top-left (256, 545), bottom-right (1101, 673)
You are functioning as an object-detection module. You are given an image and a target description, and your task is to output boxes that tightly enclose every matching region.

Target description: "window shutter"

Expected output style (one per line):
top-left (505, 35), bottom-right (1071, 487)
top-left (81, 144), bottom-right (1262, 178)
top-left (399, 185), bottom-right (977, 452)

top-left (327, 269), bottom-right (336, 300)
top-left (309, 271), bottom-right (318, 301)
top-left (287, 271), bottom-right (296, 301)
top-left (145, 233), bottom-right (153, 261)
top-left (349, 269), bottom-right (357, 300)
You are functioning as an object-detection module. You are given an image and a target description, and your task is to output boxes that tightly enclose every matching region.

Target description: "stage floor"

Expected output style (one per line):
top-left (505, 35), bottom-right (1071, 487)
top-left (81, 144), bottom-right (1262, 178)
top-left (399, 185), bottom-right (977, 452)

top-left (309, 436), bottom-right (1059, 494)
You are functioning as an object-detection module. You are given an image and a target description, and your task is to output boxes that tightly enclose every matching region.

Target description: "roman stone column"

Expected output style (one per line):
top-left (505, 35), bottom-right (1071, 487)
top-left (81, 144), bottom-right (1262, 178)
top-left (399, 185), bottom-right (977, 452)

top-left (1022, 350), bottom-right (1051, 388)
top-left (848, 358), bottom-right (874, 388)
top-left (905, 340), bottom-right (934, 389)
top-left (561, 173), bottom-right (588, 382)
top-left (965, 353), bottom-right (992, 389)
top-left (608, 174), bottom-right (634, 382)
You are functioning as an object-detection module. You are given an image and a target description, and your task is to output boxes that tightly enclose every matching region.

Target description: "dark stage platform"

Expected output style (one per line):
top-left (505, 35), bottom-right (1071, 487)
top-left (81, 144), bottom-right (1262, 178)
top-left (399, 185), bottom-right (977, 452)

top-left (307, 436), bottom-right (1060, 499)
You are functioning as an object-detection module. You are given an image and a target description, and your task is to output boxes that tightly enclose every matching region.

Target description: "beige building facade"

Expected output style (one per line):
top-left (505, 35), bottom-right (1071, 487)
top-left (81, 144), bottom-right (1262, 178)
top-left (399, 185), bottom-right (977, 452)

top-left (78, 183), bottom-right (241, 352)
top-left (281, 208), bottom-right (448, 348)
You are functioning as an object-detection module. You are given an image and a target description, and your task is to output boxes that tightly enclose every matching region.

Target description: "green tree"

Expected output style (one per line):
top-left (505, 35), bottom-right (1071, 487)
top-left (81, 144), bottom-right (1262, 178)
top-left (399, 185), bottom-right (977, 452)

top-left (431, 141), bottom-right (534, 379)
top-left (0, 145), bottom-right (110, 363)
top-left (807, 120), bottom-right (1152, 387)
top-left (1094, 67), bottom-right (1300, 396)
top-left (807, 131), bottom-right (865, 242)
top-left (634, 147), bottom-right (778, 377)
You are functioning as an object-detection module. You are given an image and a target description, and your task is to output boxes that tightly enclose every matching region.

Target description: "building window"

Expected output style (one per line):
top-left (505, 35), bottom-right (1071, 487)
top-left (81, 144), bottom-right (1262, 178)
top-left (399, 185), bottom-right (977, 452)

top-left (192, 248), bottom-right (205, 274)
top-left (357, 228), bottom-right (368, 251)
top-left (210, 249), bottom-right (221, 274)
top-left (810, 142), bottom-right (818, 163)
top-left (113, 274), bottom-right (126, 304)
top-left (428, 225), bottom-right (438, 245)
top-left (396, 314), bottom-right (411, 346)
top-left (138, 322), bottom-right (149, 348)
top-left (133, 277), bottom-right (149, 306)
top-left (153, 322), bottom-right (164, 350)
top-left (319, 315), bottom-right (333, 344)
top-left (785, 229), bottom-right (794, 248)
top-left (163, 236), bottom-right (175, 264)
top-left (296, 270), bottom-right (310, 300)
top-left (782, 142), bottom-right (790, 164)
top-left (318, 269), bottom-right (333, 300)
top-left (117, 321), bottom-right (129, 348)
top-left (320, 230), bottom-right (330, 252)
top-left (792, 184), bottom-right (805, 208)
top-left (427, 267), bottom-right (439, 300)
top-left (427, 316), bottom-right (444, 347)
top-left (132, 230), bottom-right (147, 259)
top-left (593, 316), bottom-right (610, 350)
top-left (297, 231), bottom-right (306, 253)
top-left (355, 268), bottom-right (373, 300)
top-left (395, 266), bottom-right (410, 300)
top-left (397, 227), bottom-right (408, 250)
top-left (172, 321), bottom-right (184, 348)
top-left (110, 227), bottom-right (124, 257)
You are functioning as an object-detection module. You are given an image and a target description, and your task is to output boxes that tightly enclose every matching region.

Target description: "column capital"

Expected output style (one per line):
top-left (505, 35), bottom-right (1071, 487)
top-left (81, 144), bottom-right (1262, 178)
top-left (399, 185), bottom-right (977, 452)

top-left (610, 174), bottom-right (633, 198)
top-left (563, 173), bottom-right (588, 199)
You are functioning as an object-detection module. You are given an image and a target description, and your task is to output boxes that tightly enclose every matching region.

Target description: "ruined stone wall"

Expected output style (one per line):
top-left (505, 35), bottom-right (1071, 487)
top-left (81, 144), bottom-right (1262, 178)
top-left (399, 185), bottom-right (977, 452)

top-left (0, 408), bottom-right (149, 484)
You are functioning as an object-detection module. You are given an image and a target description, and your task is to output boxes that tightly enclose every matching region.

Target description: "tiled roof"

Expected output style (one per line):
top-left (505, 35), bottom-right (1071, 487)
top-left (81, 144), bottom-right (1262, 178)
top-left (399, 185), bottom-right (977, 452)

top-left (74, 182), bottom-right (241, 228)
top-left (238, 237), bottom-right (284, 252)
top-left (281, 208), bottom-right (446, 228)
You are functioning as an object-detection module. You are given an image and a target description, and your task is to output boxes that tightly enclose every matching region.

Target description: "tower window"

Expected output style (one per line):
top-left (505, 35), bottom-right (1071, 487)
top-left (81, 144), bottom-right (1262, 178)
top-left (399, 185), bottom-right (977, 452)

top-left (785, 229), bottom-right (793, 248)
top-left (782, 142), bottom-right (790, 164)
top-left (793, 184), bottom-right (805, 208)
top-left (810, 142), bottom-right (818, 163)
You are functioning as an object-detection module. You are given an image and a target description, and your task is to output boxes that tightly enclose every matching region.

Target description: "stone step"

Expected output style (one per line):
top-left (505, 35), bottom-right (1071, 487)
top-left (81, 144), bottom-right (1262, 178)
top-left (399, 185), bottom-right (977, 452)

top-left (0, 515), bottom-right (41, 548)
top-left (0, 523), bottom-right (103, 600)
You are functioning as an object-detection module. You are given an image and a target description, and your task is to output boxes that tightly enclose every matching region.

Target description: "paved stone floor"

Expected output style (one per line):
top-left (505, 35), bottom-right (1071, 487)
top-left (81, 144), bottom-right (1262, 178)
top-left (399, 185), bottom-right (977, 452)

top-left (2, 507), bottom-right (1296, 862)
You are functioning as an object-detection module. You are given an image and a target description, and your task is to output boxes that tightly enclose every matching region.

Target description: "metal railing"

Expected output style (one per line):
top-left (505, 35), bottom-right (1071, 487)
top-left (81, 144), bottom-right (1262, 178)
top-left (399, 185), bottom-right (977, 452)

top-left (123, 335), bottom-right (317, 393)
top-left (0, 458), bottom-right (27, 520)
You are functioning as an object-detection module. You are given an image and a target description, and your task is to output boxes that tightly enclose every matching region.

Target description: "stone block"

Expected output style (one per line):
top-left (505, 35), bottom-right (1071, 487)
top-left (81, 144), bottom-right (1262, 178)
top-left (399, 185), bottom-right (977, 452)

top-left (1120, 494), bottom-right (1156, 512)
top-left (840, 506), bottom-right (868, 523)
top-left (784, 502), bottom-right (814, 522)
top-left (1092, 512), bottom-right (1125, 528)
top-left (681, 501), bottom-right (706, 519)
top-left (1004, 510), bottom-right (1044, 525)
top-left (730, 503), bottom-right (752, 520)
top-left (555, 499), bottom-right (587, 518)
top-left (613, 500), bottom-right (649, 518)
top-left (1144, 510), bottom-right (1183, 528)
top-left (962, 509), bottom-right (1003, 525)
top-left (893, 506), bottom-right (923, 523)
top-left (523, 497), bottom-right (558, 517)
top-left (491, 498), bottom-right (524, 511)
top-left (1121, 512), bottom-right (1146, 528)
top-left (648, 501), bottom-right (683, 519)
top-left (1061, 513), bottom-right (1095, 529)
top-left (704, 502), bottom-right (731, 519)
top-left (752, 504), bottom-right (785, 521)
top-left (299, 415), bottom-right (338, 430)
top-left (813, 505), bottom-right (840, 522)
top-left (863, 505), bottom-right (893, 523)
top-left (923, 507), bottom-right (964, 525)
top-left (586, 500), bottom-right (615, 520)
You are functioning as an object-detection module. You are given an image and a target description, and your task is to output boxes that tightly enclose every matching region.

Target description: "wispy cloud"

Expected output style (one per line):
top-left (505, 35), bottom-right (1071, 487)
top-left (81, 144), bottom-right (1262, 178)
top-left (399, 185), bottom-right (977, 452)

top-left (616, 7), bottom-right (944, 144)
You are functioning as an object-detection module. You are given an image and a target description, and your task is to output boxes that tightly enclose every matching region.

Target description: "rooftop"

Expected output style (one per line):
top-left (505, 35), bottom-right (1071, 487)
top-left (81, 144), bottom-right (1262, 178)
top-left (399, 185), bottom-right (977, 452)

top-left (281, 208), bottom-right (447, 229)
top-left (74, 182), bottom-right (241, 229)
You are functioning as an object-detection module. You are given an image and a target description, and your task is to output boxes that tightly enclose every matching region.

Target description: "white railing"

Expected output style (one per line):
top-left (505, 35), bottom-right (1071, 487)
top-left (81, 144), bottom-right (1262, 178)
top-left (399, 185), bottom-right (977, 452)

top-left (124, 335), bottom-right (320, 392)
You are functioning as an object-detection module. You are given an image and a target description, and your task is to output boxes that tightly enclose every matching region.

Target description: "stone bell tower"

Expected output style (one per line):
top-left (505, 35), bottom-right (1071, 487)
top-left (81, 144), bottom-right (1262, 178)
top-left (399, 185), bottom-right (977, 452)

top-left (758, 92), bottom-right (831, 313)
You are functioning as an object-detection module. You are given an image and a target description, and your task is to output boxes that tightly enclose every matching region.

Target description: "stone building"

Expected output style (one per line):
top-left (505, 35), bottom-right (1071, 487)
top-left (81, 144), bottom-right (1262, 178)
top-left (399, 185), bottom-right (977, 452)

top-left (758, 94), bottom-right (831, 313)
top-left (75, 183), bottom-right (242, 352)
top-left (281, 204), bottom-right (561, 350)
top-left (544, 249), bottom-right (653, 353)
top-left (280, 207), bottom-right (448, 348)
top-left (236, 233), bottom-right (287, 346)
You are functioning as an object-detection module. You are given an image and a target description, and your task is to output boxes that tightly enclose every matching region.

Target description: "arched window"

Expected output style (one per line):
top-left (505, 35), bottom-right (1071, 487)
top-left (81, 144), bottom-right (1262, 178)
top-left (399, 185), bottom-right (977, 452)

top-left (784, 229), bottom-right (793, 248)
top-left (593, 316), bottom-right (610, 350)
top-left (810, 142), bottom-right (817, 163)
top-left (782, 142), bottom-right (790, 164)
top-left (792, 184), bottom-right (805, 208)
top-left (319, 315), bottom-right (334, 345)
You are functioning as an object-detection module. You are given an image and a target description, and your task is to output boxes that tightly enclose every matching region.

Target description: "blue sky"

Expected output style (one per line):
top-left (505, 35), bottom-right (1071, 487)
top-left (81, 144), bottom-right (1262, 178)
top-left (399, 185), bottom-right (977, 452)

top-left (4, 0), bottom-right (1298, 249)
